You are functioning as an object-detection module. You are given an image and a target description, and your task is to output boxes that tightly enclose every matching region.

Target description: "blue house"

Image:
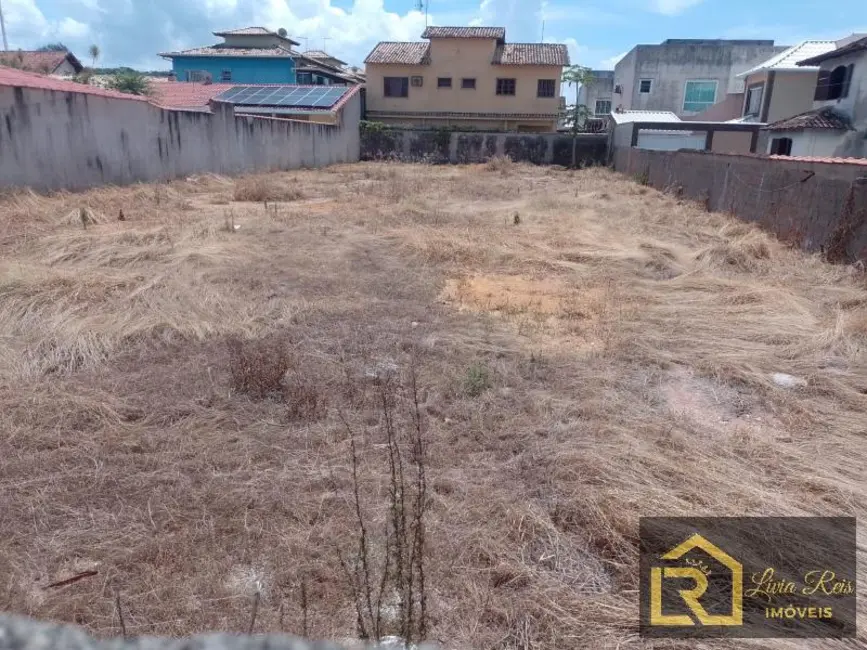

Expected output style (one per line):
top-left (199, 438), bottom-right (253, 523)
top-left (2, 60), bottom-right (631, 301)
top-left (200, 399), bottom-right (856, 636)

top-left (160, 27), bottom-right (300, 84)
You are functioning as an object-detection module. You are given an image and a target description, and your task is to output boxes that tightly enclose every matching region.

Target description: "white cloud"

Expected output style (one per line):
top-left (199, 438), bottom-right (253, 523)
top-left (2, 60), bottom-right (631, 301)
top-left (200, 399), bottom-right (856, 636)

top-left (600, 50), bottom-right (627, 69)
top-left (57, 17), bottom-right (90, 39)
top-left (653, 0), bottom-right (703, 16)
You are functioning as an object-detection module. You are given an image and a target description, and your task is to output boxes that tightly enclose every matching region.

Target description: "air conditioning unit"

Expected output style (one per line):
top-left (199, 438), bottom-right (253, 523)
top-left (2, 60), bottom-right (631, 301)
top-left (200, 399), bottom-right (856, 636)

top-left (614, 84), bottom-right (623, 94)
top-left (411, 75), bottom-right (424, 87)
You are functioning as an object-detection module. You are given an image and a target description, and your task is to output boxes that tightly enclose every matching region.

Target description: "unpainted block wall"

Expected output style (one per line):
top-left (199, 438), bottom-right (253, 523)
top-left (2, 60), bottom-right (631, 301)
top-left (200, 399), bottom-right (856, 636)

top-left (613, 146), bottom-right (867, 262)
top-left (0, 86), bottom-right (361, 191)
top-left (360, 126), bottom-right (607, 166)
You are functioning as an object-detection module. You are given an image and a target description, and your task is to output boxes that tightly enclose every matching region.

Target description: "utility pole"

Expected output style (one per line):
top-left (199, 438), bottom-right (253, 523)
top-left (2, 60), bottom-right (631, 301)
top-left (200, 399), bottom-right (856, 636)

top-left (0, 0), bottom-right (8, 52)
top-left (541, 20), bottom-right (545, 42)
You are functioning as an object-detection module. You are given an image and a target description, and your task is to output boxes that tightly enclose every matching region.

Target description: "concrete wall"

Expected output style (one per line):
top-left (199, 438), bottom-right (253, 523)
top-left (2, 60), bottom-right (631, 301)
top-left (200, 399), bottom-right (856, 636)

top-left (365, 38), bottom-right (563, 130)
top-left (814, 51), bottom-right (867, 126)
top-left (0, 614), bottom-right (440, 650)
top-left (767, 71), bottom-right (820, 123)
top-left (170, 56), bottom-right (296, 83)
top-left (614, 40), bottom-right (785, 118)
top-left (577, 71), bottom-right (614, 116)
top-left (613, 146), bottom-right (867, 261)
top-left (0, 85), bottom-right (361, 191)
top-left (360, 125), bottom-right (607, 166)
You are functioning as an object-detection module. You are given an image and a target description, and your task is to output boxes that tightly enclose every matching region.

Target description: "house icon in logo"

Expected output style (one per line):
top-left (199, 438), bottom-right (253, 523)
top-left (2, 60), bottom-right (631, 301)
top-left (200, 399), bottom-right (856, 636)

top-left (650, 533), bottom-right (743, 626)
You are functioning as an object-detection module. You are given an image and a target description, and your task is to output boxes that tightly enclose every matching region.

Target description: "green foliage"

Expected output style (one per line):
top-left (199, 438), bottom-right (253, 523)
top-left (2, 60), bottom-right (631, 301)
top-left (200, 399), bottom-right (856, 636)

top-left (37, 43), bottom-right (68, 52)
top-left (106, 72), bottom-right (153, 96)
top-left (72, 71), bottom-right (94, 86)
top-left (464, 363), bottom-right (491, 397)
top-left (88, 45), bottom-right (100, 67)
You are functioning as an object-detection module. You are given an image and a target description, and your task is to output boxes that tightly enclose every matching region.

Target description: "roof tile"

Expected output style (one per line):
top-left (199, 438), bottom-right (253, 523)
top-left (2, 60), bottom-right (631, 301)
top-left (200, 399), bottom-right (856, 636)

top-left (764, 107), bottom-right (853, 131)
top-left (212, 26), bottom-right (300, 45)
top-left (797, 35), bottom-right (867, 66)
top-left (160, 45), bottom-right (294, 58)
top-left (421, 26), bottom-right (505, 39)
top-left (0, 50), bottom-right (81, 74)
top-left (364, 42), bottom-right (431, 65)
top-left (738, 40), bottom-right (837, 76)
top-left (493, 43), bottom-right (570, 66)
top-left (0, 65), bottom-right (149, 101)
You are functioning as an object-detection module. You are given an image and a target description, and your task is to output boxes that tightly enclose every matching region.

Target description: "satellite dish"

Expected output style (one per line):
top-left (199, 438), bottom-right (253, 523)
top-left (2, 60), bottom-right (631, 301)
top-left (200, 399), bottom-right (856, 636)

top-left (277, 28), bottom-right (288, 37)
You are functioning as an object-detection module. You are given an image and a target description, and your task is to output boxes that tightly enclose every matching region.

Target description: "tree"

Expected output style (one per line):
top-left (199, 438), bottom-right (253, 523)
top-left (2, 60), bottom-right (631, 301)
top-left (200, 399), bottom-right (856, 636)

top-left (88, 44), bottom-right (100, 68)
top-left (106, 71), bottom-right (152, 96)
top-left (38, 43), bottom-right (68, 52)
top-left (561, 65), bottom-right (595, 167)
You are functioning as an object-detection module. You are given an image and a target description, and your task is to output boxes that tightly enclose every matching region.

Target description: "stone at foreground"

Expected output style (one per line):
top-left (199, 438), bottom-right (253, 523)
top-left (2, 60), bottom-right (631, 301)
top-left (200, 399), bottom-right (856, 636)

top-left (0, 615), bottom-right (441, 650)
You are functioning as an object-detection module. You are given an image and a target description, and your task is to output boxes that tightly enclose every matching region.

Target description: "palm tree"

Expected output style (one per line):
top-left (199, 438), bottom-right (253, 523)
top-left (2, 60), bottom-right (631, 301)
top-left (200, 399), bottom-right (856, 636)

top-left (88, 44), bottom-right (100, 68)
top-left (561, 65), bottom-right (595, 167)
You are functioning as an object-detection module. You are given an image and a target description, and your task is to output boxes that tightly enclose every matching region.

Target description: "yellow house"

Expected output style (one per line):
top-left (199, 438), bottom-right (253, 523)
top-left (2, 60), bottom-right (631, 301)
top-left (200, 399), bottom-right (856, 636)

top-left (364, 26), bottom-right (569, 132)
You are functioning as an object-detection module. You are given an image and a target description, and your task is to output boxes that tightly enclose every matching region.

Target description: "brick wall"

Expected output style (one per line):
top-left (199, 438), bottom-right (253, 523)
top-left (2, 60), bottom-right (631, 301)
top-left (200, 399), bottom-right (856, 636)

top-left (613, 147), bottom-right (867, 262)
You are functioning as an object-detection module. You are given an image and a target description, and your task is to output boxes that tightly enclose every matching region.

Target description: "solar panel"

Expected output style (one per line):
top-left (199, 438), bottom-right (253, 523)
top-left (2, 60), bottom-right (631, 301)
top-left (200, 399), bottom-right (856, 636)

top-left (216, 85), bottom-right (348, 109)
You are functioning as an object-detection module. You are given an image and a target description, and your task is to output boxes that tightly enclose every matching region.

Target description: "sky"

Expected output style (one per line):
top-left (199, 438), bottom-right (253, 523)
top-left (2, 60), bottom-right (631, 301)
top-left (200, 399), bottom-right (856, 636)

top-left (0, 0), bottom-right (864, 71)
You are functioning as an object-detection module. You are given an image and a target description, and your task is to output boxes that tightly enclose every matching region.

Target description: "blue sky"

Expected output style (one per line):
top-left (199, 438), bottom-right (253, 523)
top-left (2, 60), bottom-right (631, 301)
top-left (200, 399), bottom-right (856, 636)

top-left (1, 0), bottom-right (864, 70)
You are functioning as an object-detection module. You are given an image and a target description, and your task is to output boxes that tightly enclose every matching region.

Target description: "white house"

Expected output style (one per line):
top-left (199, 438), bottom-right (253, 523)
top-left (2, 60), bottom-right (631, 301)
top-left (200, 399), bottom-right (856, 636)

top-left (763, 34), bottom-right (867, 157)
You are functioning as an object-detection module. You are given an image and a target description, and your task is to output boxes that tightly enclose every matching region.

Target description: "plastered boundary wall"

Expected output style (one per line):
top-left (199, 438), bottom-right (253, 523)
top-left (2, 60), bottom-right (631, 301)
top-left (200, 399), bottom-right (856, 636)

top-left (613, 146), bottom-right (867, 261)
top-left (0, 614), bottom-right (441, 650)
top-left (0, 86), bottom-right (361, 191)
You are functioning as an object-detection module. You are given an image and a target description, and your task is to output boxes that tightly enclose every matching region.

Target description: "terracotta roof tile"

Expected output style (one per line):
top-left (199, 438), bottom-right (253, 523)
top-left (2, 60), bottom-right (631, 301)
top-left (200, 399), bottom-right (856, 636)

top-left (364, 42), bottom-right (431, 65)
top-left (421, 26), bottom-right (505, 39)
top-left (797, 35), bottom-right (867, 66)
top-left (213, 26), bottom-right (300, 45)
top-left (0, 65), bottom-right (148, 101)
top-left (0, 50), bottom-right (82, 74)
top-left (493, 43), bottom-right (570, 66)
top-left (764, 107), bottom-right (853, 131)
top-left (160, 45), bottom-right (294, 58)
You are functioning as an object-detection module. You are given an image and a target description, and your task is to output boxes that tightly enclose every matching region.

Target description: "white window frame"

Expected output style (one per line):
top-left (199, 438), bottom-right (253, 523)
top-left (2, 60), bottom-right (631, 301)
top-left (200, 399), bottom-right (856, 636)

top-left (682, 79), bottom-right (718, 113)
top-left (639, 78), bottom-right (653, 94)
top-left (594, 99), bottom-right (612, 116)
top-left (744, 83), bottom-right (764, 117)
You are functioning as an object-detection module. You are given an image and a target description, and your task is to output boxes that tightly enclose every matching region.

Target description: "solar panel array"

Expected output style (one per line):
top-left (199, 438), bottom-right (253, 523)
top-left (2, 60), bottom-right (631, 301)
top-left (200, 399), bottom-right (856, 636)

top-left (216, 86), bottom-right (346, 108)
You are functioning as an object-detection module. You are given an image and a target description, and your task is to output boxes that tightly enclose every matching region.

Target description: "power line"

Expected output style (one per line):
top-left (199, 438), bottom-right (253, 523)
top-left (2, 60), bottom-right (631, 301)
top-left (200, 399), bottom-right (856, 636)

top-left (0, 0), bottom-right (8, 51)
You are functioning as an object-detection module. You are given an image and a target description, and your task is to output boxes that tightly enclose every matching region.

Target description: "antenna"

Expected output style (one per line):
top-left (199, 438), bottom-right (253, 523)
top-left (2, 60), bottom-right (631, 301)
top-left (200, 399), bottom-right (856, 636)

top-left (415, 0), bottom-right (429, 25)
top-left (0, 0), bottom-right (8, 51)
top-left (541, 20), bottom-right (545, 42)
top-left (300, 36), bottom-right (309, 52)
top-left (323, 36), bottom-right (331, 52)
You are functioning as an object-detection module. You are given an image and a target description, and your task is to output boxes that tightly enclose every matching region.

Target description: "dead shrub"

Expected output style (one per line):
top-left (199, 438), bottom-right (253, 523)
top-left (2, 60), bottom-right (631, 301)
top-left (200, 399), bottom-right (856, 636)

top-left (233, 177), bottom-right (304, 203)
top-left (226, 336), bottom-right (290, 399)
top-left (285, 374), bottom-right (326, 420)
top-left (485, 155), bottom-right (514, 174)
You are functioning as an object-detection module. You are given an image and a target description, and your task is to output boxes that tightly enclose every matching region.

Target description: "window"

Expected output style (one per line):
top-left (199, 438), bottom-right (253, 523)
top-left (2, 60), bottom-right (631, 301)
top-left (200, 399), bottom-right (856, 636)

top-left (683, 80), bottom-right (717, 113)
top-left (186, 70), bottom-right (210, 82)
top-left (639, 79), bottom-right (652, 93)
top-left (461, 77), bottom-right (476, 89)
top-left (815, 64), bottom-right (854, 101)
top-left (411, 75), bottom-right (424, 87)
top-left (297, 72), bottom-right (313, 84)
top-left (537, 79), bottom-right (556, 97)
top-left (744, 83), bottom-right (764, 117)
top-left (437, 77), bottom-right (452, 88)
top-left (496, 78), bottom-right (516, 95)
top-left (220, 69), bottom-right (232, 82)
top-left (594, 99), bottom-right (612, 116)
top-left (770, 137), bottom-right (793, 156)
top-left (384, 76), bottom-right (409, 98)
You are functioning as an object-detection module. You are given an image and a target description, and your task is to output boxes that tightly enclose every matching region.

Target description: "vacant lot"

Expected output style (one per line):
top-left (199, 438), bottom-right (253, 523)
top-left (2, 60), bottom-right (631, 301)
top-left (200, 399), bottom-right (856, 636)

top-left (0, 161), bottom-right (864, 649)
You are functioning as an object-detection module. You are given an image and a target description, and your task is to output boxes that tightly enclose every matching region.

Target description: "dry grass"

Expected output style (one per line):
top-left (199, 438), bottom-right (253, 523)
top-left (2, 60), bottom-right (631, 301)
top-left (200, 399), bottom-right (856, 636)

top-left (0, 163), bottom-right (866, 649)
top-left (233, 175), bottom-right (305, 203)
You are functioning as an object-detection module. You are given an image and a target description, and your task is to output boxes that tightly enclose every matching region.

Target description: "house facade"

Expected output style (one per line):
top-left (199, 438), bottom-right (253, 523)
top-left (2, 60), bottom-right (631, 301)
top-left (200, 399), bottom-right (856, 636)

top-left (576, 70), bottom-right (614, 117)
top-left (764, 34), bottom-right (867, 157)
top-left (613, 39), bottom-right (787, 118)
top-left (0, 50), bottom-right (83, 76)
top-left (160, 27), bottom-right (300, 84)
top-left (364, 26), bottom-right (569, 131)
top-left (736, 41), bottom-right (836, 124)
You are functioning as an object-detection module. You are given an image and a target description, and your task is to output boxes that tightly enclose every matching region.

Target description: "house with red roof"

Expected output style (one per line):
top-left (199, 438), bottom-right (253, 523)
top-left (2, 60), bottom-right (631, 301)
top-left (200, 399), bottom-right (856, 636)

top-left (0, 49), bottom-right (83, 76)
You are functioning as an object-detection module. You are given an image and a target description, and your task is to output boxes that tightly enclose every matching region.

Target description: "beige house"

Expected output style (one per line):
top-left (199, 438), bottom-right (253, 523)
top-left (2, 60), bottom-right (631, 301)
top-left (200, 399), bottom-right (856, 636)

top-left (364, 26), bottom-right (569, 131)
top-left (735, 40), bottom-right (836, 124)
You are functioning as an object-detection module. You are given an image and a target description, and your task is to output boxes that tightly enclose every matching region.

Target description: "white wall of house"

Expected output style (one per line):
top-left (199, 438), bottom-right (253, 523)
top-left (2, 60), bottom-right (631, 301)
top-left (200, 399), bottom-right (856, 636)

top-left (53, 58), bottom-right (79, 76)
top-left (636, 132), bottom-right (706, 151)
top-left (0, 86), bottom-right (360, 191)
top-left (768, 130), bottom-right (842, 157)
